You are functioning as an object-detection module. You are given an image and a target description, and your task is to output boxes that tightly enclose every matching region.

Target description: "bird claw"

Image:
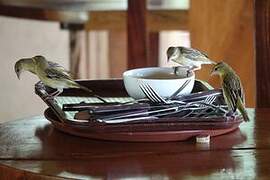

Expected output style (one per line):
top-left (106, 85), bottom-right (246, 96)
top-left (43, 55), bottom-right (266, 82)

top-left (173, 66), bottom-right (193, 77)
top-left (225, 111), bottom-right (236, 120)
top-left (186, 70), bottom-right (193, 77)
top-left (44, 95), bottom-right (55, 101)
top-left (226, 111), bottom-right (234, 116)
top-left (44, 90), bottom-right (62, 101)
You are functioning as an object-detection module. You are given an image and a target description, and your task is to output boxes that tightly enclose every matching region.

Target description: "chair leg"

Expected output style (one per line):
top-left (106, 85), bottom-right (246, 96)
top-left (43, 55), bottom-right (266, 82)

top-left (127, 0), bottom-right (147, 69)
top-left (255, 0), bottom-right (270, 107)
top-left (148, 32), bottom-right (159, 67)
top-left (109, 30), bottom-right (127, 78)
top-left (69, 30), bottom-right (83, 79)
top-left (85, 30), bottom-right (90, 79)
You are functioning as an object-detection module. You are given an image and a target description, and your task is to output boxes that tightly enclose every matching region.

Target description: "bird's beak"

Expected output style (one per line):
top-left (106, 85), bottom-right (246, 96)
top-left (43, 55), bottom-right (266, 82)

top-left (16, 71), bottom-right (21, 79)
top-left (167, 56), bottom-right (170, 62)
top-left (210, 69), bottom-right (217, 76)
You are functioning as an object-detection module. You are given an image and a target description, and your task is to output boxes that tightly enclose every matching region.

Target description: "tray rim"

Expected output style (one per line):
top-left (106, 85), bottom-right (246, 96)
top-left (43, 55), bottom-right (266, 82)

top-left (44, 108), bottom-right (242, 142)
top-left (36, 79), bottom-right (244, 142)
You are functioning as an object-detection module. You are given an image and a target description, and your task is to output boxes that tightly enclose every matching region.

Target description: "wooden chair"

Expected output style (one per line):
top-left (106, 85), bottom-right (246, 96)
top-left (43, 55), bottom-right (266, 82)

top-left (255, 0), bottom-right (270, 107)
top-left (0, 0), bottom-right (188, 78)
top-left (189, 0), bottom-right (255, 107)
top-left (84, 0), bottom-right (188, 77)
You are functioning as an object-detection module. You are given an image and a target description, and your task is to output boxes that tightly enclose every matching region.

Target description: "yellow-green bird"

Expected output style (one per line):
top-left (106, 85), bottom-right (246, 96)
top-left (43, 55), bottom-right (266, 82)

top-left (14, 56), bottom-right (70, 79)
top-left (211, 62), bottom-right (249, 121)
top-left (167, 46), bottom-right (216, 74)
top-left (14, 55), bottom-right (107, 103)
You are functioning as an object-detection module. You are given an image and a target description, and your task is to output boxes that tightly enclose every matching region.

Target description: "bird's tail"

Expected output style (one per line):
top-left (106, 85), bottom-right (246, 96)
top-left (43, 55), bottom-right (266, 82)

top-left (208, 59), bottom-right (217, 65)
top-left (237, 99), bottom-right (250, 122)
top-left (212, 61), bottom-right (217, 65)
top-left (200, 58), bottom-right (216, 65)
top-left (78, 85), bottom-right (108, 103)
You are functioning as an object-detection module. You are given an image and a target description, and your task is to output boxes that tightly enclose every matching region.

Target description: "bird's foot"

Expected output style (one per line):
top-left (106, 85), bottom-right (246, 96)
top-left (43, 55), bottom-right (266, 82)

top-left (44, 90), bottom-right (62, 101)
top-left (226, 110), bottom-right (234, 116)
top-left (186, 70), bottom-right (193, 77)
top-left (225, 111), bottom-right (236, 119)
top-left (173, 66), bottom-right (193, 77)
top-left (44, 95), bottom-right (55, 101)
top-left (173, 66), bottom-right (181, 76)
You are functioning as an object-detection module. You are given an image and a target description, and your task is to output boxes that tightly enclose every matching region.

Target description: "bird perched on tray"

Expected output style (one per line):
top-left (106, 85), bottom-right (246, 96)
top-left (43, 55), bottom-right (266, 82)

top-left (167, 46), bottom-right (216, 76)
top-left (211, 62), bottom-right (249, 122)
top-left (14, 57), bottom-right (70, 79)
top-left (14, 55), bottom-right (108, 103)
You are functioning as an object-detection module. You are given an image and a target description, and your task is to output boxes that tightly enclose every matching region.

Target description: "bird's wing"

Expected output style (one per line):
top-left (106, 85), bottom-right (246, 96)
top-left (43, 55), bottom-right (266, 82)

top-left (222, 74), bottom-right (244, 111)
top-left (182, 47), bottom-right (209, 60)
top-left (45, 67), bottom-right (73, 81)
top-left (28, 69), bottom-right (37, 75)
top-left (48, 61), bottom-right (71, 75)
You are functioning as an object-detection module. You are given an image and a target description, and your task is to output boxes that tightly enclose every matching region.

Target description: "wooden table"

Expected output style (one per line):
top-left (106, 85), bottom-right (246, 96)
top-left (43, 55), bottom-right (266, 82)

top-left (1, 108), bottom-right (270, 179)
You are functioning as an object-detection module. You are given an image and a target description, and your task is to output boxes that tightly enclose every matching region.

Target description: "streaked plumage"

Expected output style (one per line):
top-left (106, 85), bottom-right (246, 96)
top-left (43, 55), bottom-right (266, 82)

top-left (47, 60), bottom-right (70, 75)
top-left (15, 55), bottom-right (107, 103)
top-left (14, 56), bottom-right (69, 79)
top-left (211, 62), bottom-right (249, 121)
top-left (167, 46), bottom-right (216, 72)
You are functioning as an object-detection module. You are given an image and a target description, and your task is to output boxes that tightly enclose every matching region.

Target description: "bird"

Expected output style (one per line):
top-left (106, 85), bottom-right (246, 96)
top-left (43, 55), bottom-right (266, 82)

top-left (14, 57), bottom-right (70, 79)
top-left (14, 55), bottom-right (108, 103)
top-left (167, 46), bottom-right (216, 75)
top-left (211, 62), bottom-right (249, 121)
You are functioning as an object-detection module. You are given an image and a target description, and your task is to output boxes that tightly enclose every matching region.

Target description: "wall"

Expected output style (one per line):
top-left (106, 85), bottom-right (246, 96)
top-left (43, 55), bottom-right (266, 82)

top-left (189, 0), bottom-right (255, 107)
top-left (0, 16), bottom-right (69, 123)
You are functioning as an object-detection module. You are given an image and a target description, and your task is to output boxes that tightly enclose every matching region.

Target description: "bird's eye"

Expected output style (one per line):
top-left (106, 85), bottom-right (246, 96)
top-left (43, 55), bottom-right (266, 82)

top-left (214, 67), bottom-right (218, 71)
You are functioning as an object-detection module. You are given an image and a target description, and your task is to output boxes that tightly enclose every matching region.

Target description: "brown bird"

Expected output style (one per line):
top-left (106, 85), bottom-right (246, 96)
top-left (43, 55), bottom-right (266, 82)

top-left (211, 62), bottom-right (249, 121)
top-left (15, 55), bottom-right (108, 103)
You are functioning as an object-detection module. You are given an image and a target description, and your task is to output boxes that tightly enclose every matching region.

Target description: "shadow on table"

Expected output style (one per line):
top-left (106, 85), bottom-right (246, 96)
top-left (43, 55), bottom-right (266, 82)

top-left (34, 123), bottom-right (246, 179)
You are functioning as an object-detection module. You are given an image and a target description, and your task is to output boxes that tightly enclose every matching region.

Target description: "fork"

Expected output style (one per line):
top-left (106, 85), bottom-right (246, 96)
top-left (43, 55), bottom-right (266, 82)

top-left (190, 95), bottom-right (217, 117)
top-left (139, 81), bottom-right (189, 104)
top-left (96, 94), bottom-right (222, 123)
top-left (139, 82), bottom-right (227, 114)
top-left (169, 79), bottom-right (191, 99)
top-left (160, 94), bottom-right (218, 118)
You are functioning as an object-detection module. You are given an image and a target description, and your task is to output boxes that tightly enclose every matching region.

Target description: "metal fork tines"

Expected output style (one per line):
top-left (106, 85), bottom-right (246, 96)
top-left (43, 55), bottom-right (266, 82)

top-left (169, 79), bottom-right (191, 99)
top-left (139, 81), bottom-right (228, 116)
top-left (158, 95), bottom-right (218, 118)
top-left (139, 82), bottom-right (167, 103)
top-left (139, 81), bottom-right (186, 104)
top-left (197, 95), bottom-right (217, 107)
top-left (189, 95), bottom-right (230, 117)
top-left (192, 95), bottom-right (217, 117)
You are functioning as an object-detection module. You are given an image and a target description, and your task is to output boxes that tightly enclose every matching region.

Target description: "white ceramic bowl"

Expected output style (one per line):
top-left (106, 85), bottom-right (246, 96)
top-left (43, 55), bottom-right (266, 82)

top-left (123, 67), bottom-right (195, 99)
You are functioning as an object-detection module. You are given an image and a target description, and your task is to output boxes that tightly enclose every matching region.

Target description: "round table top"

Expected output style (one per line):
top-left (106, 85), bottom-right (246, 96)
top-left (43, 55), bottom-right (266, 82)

top-left (1, 108), bottom-right (270, 179)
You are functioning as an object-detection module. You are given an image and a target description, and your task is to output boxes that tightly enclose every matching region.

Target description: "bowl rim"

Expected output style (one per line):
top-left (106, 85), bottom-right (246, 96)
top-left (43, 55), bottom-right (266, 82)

top-left (123, 67), bottom-right (195, 81)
